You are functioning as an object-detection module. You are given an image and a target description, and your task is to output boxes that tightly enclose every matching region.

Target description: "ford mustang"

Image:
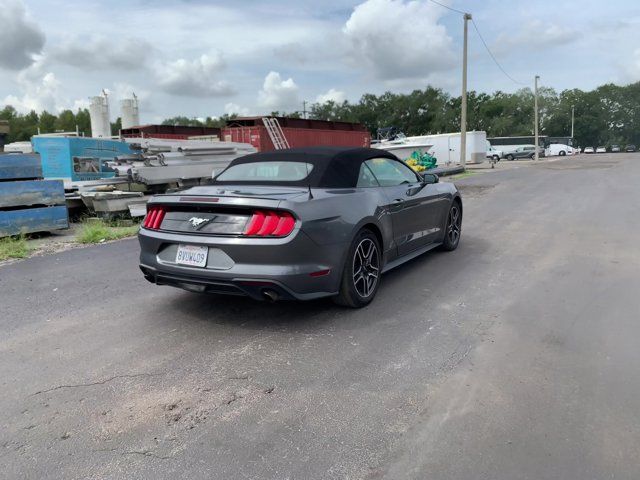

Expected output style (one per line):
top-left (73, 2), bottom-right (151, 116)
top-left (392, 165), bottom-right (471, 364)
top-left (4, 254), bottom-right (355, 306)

top-left (138, 147), bottom-right (462, 307)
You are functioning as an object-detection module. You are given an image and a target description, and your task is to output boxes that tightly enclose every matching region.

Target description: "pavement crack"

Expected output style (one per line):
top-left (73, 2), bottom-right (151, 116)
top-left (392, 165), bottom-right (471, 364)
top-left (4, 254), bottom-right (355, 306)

top-left (122, 450), bottom-right (173, 460)
top-left (30, 372), bottom-right (162, 396)
top-left (224, 392), bottom-right (242, 405)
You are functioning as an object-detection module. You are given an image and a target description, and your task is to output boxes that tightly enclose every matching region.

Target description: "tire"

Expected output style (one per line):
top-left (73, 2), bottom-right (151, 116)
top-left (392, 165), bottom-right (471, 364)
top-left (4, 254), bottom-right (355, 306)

top-left (333, 229), bottom-right (382, 308)
top-left (441, 202), bottom-right (462, 251)
top-left (506, 154), bottom-right (514, 161)
top-left (492, 155), bottom-right (500, 161)
top-left (529, 153), bottom-right (536, 159)
top-left (559, 150), bottom-right (566, 156)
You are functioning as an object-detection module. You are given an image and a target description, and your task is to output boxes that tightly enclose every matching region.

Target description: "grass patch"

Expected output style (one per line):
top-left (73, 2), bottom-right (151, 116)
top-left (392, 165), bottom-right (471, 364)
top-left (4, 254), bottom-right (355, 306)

top-left (448, 170), bottom-right (477, 180)
top-left (77, 218), bottom-right (140, 244)
top-left (0, 235), bottom-right (29, 261)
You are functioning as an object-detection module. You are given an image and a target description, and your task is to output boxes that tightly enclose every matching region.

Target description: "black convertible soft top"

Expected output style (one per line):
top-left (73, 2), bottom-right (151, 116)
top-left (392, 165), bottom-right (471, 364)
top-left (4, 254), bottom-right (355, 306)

top-left (214, 146), bottom-right (400, 188)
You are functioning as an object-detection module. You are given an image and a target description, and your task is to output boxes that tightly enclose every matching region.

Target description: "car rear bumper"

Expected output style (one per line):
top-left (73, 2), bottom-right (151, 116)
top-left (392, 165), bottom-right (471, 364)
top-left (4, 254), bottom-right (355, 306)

top-left (138, 228), bottom-right (346, 301)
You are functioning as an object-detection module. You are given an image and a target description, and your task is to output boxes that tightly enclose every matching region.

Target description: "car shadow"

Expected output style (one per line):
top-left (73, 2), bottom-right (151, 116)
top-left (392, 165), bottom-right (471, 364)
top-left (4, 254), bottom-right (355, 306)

top-left (158, 288), bottom-right (342, 333)
top-left (152, 234), bottom-right (491, 332)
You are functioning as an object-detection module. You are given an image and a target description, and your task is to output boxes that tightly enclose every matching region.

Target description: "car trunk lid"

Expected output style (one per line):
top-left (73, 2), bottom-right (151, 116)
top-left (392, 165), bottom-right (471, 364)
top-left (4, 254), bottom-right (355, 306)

top-left (145, 185), bottom-right (308, 235)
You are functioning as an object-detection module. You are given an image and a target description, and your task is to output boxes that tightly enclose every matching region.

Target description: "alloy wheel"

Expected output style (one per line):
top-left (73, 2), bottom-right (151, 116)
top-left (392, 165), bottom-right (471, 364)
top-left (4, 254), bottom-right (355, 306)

top-left (352, 238), bottom-right (379, 298)
top-left (447, 205), bottom-right (461, 245)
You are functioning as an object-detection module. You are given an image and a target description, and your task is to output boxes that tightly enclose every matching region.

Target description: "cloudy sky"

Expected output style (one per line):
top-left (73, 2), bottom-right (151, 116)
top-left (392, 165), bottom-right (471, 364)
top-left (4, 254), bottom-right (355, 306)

top-left (1, 0), bottom-right (639, 123)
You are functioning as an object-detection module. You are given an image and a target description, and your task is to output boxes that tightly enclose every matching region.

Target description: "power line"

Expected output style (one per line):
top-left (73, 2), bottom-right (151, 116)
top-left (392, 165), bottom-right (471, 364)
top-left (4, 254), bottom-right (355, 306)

top-left (470, 18), bottom-right (527, 86)
top-left (427, 0), bottom-right (466, 15)
top-left (427, 0), bottom-right (528, 86)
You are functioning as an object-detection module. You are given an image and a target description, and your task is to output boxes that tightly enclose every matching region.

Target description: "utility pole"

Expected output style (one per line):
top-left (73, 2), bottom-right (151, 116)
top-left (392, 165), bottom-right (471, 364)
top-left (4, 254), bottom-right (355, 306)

top-left (302, 100), bottom-right (307, 120)
top-left (460, 12), bottom-right (472, 168)
top-left (571, 105), bottom-right (575, 140)
top-left (534, 75), bottom-right (540, 161)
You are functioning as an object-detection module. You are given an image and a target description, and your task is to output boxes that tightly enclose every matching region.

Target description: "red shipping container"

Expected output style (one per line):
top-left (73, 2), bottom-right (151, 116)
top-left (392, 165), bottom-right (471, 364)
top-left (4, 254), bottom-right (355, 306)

top-left (120, 124), bottom-right (221, 140)
top-left (222, 117), bottom-right (371, 152)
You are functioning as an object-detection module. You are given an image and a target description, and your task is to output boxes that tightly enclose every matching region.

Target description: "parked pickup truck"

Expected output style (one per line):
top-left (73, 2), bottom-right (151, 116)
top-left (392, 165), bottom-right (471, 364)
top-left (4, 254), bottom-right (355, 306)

top-left (486, 145), bottom-right (504, 161)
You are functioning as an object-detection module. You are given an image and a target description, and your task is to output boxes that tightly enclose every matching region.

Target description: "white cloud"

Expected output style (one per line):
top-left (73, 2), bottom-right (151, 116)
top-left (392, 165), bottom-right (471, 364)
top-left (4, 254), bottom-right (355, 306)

top-left (52, 36), bottom-right (151, 70)
top-left (2, 60), bottom-right (61, 112)
top-left (257, 71), bottom-right (300, 111)
top-left (224, 102), bottom-right (251, 116)
top-left (155, 53), bottom-right (235, 97)
top-left (493, 20), bottom-right (579, 55)
top-left (0, 0), bottom-right (45, 70)
top-left (0, 0), bottom-right (635, 119)
top-left (112, 82), bottom-right (149, 102)
top-left (1, 61), bottom-right (147, 115)
top-left (71, 98), bottom-right (90, 111)
top-left (315, 88), bottom-right (347, 104)
top-left (343, 0), bottom-right (455, 81)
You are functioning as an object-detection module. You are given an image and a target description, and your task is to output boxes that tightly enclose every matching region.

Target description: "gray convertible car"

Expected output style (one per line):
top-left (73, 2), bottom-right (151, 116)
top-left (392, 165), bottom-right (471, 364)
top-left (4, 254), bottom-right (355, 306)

top-left (139, 147), bottom-right (462, 307)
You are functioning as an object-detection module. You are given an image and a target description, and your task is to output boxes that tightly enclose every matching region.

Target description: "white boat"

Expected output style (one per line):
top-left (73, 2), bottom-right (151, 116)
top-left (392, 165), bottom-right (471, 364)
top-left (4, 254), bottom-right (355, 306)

top-left (375, 134), bottom-right (433, 161)
top-left (3, 141), bottom-right (33, 153)
top-left (376, 130), bottom-right (487, 165)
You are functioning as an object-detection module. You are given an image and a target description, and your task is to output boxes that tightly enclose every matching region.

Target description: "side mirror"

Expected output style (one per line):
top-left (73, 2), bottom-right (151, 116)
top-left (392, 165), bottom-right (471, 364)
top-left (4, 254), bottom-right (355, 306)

top-left (421, 173), bottom-right (439, 185)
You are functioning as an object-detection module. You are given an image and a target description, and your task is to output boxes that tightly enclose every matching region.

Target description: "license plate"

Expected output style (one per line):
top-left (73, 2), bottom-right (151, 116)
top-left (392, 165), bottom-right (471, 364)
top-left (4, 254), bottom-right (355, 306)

top-left (175, 244), bottom-right (208, 267)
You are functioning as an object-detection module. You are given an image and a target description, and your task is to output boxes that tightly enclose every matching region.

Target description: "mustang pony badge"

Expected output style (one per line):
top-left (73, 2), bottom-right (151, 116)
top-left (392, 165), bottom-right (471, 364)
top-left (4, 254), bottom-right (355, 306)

top-left (188, 217), bottom-right (210, 229)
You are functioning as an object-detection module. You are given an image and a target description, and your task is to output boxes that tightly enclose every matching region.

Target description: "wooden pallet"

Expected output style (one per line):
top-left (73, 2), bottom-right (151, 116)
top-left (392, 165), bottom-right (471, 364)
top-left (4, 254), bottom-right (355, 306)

top-left (0, 154), bottom-right (69, 237)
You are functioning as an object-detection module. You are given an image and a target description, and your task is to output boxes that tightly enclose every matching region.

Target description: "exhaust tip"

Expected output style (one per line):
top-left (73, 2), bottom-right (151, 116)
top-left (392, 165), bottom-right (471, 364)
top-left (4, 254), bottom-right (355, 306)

top-left (262, 289), bottom-right (279, 302)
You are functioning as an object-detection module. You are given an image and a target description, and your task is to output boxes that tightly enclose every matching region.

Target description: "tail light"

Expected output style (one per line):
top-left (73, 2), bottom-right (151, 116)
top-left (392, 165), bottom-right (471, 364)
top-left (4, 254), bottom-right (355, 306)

top-left (243, 210), bottom-right (295, 237)
top-left (143, 206), bottom-right (166, 230)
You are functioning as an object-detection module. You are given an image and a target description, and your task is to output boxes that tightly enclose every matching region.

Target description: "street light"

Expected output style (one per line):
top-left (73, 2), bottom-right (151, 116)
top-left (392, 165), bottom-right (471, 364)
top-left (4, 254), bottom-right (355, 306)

top-left (534, 75), bottom-right (540, 161)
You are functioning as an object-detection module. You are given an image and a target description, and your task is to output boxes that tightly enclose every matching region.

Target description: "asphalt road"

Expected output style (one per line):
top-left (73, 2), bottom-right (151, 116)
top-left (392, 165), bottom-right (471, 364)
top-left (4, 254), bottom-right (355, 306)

top-left (2, 153), bottom-right (639, 479)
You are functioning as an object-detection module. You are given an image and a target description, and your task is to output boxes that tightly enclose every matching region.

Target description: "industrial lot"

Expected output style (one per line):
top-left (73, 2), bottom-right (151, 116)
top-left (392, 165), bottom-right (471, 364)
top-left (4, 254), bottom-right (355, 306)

top-left (1, 0), bottom-right (640, 479)
top-left (3, 152), bottom-right (640, 479)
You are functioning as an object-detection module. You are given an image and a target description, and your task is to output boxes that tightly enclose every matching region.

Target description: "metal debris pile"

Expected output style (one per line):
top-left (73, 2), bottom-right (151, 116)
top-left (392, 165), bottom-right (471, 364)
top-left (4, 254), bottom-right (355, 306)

top-left (106, 138), bottom-right (256, 186)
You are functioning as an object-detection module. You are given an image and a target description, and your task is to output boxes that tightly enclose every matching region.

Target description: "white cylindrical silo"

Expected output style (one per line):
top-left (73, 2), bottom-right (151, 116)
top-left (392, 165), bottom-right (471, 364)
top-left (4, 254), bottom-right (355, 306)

top-left (89, 94), bottom-right (111, 138)
top-left (120, 94), bottom-right (140, 129)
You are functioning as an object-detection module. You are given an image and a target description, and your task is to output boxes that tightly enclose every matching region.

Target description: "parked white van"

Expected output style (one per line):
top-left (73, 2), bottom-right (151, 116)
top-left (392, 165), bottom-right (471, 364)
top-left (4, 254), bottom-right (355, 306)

top-left (545, 143), bottom-right (573, 157)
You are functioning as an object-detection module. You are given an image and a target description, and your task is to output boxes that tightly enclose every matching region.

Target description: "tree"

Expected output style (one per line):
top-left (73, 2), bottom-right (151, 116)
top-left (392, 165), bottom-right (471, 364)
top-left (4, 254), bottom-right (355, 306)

top-left (75, 109), bottom-right (91, 136)
top-left (39, 111), bottom-right (57, 134)
top-left (161, 116), bottom-right (204, 127)
top-left (204, 114), bottom-right (237, 128)
top-left (0, 105), bottom-right (17, 121)
top-left (111, 117), bottom-right (122, 136)
top-left (2, 80), bottom-right (640, 147)
top-left (55, 110), bottom-right (76, 133)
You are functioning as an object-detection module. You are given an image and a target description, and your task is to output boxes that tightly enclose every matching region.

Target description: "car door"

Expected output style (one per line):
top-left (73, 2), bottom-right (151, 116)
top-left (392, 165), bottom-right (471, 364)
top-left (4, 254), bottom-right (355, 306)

top-left (365, 157), bottom-right (443, 255)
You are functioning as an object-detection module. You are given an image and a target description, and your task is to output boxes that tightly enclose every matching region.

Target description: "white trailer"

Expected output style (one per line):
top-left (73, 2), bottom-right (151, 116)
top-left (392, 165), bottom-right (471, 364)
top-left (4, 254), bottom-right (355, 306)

top-left (426, 131), bottom-right (487, 165)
